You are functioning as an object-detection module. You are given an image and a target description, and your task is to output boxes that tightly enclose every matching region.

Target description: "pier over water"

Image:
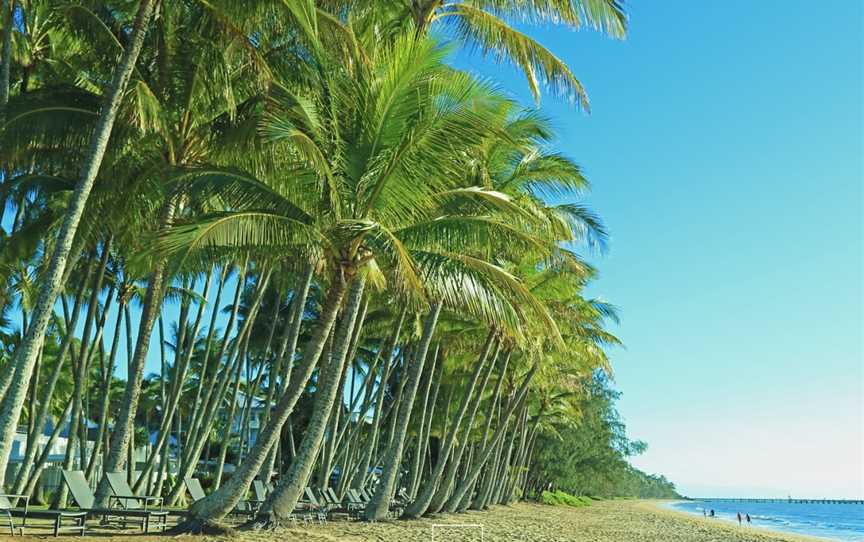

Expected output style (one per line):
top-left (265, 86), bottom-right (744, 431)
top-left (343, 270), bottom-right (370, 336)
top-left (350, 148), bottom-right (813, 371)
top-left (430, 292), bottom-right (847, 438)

top-left (693, 498), bottom-right (864, 505)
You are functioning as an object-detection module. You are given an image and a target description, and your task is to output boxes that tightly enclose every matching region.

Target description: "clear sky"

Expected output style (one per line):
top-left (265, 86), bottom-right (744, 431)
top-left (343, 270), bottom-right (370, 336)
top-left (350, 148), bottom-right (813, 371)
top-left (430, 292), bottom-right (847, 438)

top-left (451, 0), bottom-right (863, 498)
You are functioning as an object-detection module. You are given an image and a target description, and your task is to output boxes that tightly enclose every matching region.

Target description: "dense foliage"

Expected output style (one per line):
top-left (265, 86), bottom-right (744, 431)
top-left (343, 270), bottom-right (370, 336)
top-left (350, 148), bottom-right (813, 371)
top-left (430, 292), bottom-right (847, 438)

top-left (528, 374), bottom-right (680, 500)
top-left (0, 0), bottom-right (674, 531)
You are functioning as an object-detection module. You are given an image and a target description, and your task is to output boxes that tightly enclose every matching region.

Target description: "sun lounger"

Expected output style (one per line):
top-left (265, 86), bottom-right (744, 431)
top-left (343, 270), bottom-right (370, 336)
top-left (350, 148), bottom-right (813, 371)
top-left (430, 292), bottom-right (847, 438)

top-left (184, 477), bottom-right (207, 503)
top-left (0, 494), bottom-right (86, 537)
top-left (185, 477), bottom-right (259, 517)
top-left (105, 472), bottom-right (164, 511)
top-left (301, 487), bottom-right (328, 524)
top-left (62, 470), bottom-right (168, 533)
top-left (344, 489), bottom-right (366, 520)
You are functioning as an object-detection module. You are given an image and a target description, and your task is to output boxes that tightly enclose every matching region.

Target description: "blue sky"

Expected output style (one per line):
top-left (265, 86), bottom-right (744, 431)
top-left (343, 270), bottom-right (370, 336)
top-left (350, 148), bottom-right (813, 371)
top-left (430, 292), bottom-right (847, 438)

top-left (450, 0), bottom-right (863, 498)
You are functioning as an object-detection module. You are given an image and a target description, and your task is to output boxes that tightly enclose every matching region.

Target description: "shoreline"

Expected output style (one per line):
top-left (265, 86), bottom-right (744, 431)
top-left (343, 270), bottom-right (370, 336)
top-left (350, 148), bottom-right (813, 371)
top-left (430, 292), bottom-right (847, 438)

top-left (643, 500), bottom-right (829, 542)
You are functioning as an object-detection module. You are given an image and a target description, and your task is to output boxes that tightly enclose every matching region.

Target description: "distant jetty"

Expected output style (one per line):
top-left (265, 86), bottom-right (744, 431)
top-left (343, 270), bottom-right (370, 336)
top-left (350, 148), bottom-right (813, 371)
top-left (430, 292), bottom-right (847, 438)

top-left (690, 498), bottom-right (864, 505)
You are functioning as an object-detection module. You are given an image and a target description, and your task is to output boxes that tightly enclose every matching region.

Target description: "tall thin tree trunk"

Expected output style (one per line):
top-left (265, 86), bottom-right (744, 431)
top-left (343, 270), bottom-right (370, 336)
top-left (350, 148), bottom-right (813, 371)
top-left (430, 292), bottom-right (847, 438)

top-left (95, 204), bottom-right (175, 507)
top-left (260, 262), bottom-right (314, 482)
top-left (349, 307), bottom-right (406, 490)
top-left (10, 264), bottom-right (93, 495)
top-left (168, 263), bottom-right (249, 506)
top-left (412, 356), bottom-right (441, 499)
top-left (134, 271), bottom-right (213, 491)
top-left (445, 362), bottom-right (539, 510)
top-left (408, 344), bottom-right (438, 497)
top-left (176, 268), bottom-right (350, 529)
top-left (427, 340), bottom-right (498, 514)
top-left (404, 332), bottom-right (498, 518)
top-left (367, 303), bottom-right (441, 520)
top-left (261, 275), bottom-right (366, 524)
top-left (0, 0), bottom-right (156, 487)
top-left (0, 0), bottom-right (13, 118)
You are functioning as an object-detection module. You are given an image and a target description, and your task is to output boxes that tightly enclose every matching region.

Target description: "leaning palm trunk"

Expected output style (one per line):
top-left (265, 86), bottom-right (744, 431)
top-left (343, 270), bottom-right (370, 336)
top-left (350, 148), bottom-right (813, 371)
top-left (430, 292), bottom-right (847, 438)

top-left (348, 308), bottom-right (407, 490)
top-left (0, 0), bottom-right (13, 117)
top-left (95, 210), bottom-right (174, 507)
top-left (444, 362), bottom-right (539, 511)
top-left (407, 344), bottom-right (439, 497)
top-left (175, 270), bottom-right (350, 530)
top-left (403, 332), bottom-right (498, 518)
top-left (425, 337), bottom-right (500, 515)
top-left (212, 270), bottom-right (271, 488)
top-left (56, 244), bottom-right (111, 507)
top-left (22, 399), bottom-right (73, 498)
top-left (0, 0), bottom-right (156, 487)
top-left (411, 358), bottom-right (442, 499)
top-left (10, 265), bottom-right (92, 496)
top-left (471, 351), bottom-right (512, 510)
top-left (259, 262), bottom-right (315, 482)
top-left (182, 265), bottom-right (232, 460)
top-left (133, 272), bottom-right (214, 491)
top-left (167, 264), bottom-right (249, 506)
top-left (366, 303), bottom-right (441, 520)
top-left (260, 275), bottom-right (366, 524)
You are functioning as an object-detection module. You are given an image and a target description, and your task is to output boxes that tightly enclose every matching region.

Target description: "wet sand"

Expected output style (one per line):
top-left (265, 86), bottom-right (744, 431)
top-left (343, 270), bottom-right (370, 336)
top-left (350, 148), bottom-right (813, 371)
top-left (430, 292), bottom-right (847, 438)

top-left (0, 500), bottom-right (824, 541)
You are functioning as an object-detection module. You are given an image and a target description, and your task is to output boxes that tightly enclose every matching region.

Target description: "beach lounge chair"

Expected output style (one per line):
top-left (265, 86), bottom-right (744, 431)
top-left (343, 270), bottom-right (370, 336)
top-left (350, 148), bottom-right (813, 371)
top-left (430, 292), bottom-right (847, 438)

top-left (300, 487), bottom-right (328, 524)
top-left (250, 480), bottom-right (312, 525)
top-left (185, 477), bottom-right (258, 517)
top-left (344, 489), bottom-right (366, 520)
top-left (62, 470), bottom-right (168, 533)
top-left (105, 472), bottom-right (164, 512)
top-left (184, 477), bottom-right (207, 503)
top-left (251, 480), bottom-right (268, 513)
top-left (0, 494), bottom-right (86, 537)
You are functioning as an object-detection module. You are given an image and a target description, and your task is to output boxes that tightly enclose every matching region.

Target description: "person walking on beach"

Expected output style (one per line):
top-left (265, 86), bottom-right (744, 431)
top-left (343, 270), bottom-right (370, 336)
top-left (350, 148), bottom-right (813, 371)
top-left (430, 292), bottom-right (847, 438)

top-left (746, 513), bottom-right (752, 525)
top-left (709, 509), bottom-right (715, 518)
top-left (737, 512), bottom-right (742, 525)
top-left (702, 509), bottom-right (707, 517)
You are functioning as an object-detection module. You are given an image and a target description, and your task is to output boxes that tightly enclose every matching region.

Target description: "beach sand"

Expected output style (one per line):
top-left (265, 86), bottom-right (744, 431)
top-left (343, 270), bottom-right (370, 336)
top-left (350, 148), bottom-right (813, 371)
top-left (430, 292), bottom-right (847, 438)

top-left (0, 500), bottom-right (824, 541)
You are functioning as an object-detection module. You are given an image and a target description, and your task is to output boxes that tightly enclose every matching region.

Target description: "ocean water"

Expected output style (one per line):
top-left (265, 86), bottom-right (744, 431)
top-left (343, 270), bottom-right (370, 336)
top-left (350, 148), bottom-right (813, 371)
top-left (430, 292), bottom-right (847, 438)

top-left (670, 500), bottom-right (864, 541)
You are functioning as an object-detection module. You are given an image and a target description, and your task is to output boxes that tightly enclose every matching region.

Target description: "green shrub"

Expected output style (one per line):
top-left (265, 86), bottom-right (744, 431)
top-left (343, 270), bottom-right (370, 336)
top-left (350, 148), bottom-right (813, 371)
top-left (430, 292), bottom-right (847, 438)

top-left (541, 490), bottom-right (592, 508)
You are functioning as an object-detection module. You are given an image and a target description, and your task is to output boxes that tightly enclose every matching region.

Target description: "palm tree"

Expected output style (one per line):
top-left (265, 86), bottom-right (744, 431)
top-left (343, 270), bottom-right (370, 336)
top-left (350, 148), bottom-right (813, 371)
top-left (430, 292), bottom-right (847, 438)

top-left (0, 0), bottom-right (156, 488)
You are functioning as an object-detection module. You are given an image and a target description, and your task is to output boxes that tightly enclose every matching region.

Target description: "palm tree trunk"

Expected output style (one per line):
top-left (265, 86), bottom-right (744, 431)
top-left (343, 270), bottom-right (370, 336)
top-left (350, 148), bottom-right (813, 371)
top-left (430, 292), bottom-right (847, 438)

top-left (260, 275), bottom-right (366, 523)
top-left (472, 351), bottom-right (512, 509)
top-left (214, 342), bottom-right (246, 489)
top-left (407, 344), bottom-right (438, 497)
top-left (403, 332), bottom-right (498, 518)
top-left (412, 357), bottom-right (441, 499)
top-left (56, 244), bottom-right (111, 507)
top-left (10, 263), bottom-right (93, 495)
top-left (348, 307), bottom-right (406, 490)
top-left (95, 202), bottom-right (176, 508)
top-left (183, 266), bottom-right (230, 460)
top-left (85, 328), bottom-right (117, 481)
top-left (260, 262), bottom-right (314, 482)
top-left (134, 271), bottom-right (213, 491)
top-left (167, 263), bottom-right (249, 506)
top-left (22, 399), bottom-right (73, 498)
top-left (424, 335), bottom-right (500, 515)
top-left (176, 268), bottom-right (349, 530)
top-left (444, 362), bottom-right (539, 510)
top-left (366, 303), bottom-right (441, 520)
top-left (0, 0), bottom-right (156, 487)
top-left (0, 0), bottom-right (14, 119)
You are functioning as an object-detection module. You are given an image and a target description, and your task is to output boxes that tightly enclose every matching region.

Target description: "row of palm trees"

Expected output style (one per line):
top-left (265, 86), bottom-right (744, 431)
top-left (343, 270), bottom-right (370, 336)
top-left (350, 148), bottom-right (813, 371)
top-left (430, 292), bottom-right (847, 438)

top-left (0, 0), bottom-right (627, 530)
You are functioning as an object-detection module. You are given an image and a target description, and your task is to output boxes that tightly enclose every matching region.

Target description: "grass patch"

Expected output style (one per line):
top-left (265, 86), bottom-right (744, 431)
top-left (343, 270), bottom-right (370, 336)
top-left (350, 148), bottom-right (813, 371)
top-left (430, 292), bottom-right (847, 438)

top-left (541, 490), bottom-right (593, 508)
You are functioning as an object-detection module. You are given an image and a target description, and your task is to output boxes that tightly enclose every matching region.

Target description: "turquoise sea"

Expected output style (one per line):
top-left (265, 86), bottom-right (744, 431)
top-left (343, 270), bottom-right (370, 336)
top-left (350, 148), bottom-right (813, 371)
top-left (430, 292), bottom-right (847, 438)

top-left (670, 500), bottom-right (864, 541)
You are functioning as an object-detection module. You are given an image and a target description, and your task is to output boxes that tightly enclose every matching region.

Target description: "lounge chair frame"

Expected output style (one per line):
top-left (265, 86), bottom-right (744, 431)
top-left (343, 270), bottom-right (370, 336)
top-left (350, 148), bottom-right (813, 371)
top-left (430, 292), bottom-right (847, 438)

top-left (0, 493), bottom-right (86, 537)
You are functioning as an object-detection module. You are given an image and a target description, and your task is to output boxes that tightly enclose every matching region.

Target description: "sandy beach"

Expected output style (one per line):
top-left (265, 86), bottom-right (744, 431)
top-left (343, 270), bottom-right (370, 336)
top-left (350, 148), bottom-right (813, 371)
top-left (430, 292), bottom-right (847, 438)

top-left (0, 500), bottom-right (827, 541)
